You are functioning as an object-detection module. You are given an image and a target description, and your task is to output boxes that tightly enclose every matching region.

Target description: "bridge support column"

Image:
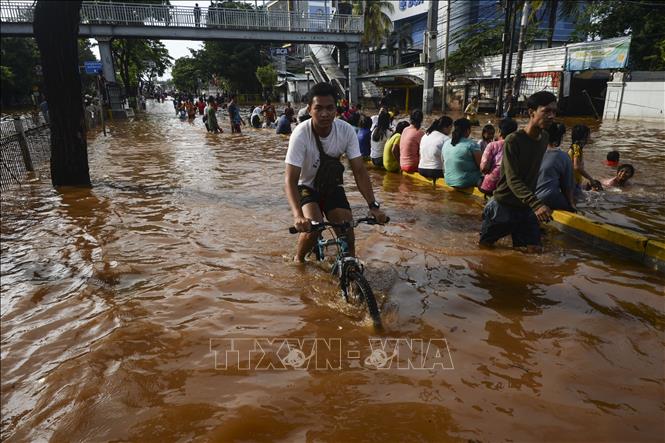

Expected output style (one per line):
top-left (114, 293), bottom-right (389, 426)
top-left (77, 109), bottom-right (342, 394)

top-left (347, 44), bottom-right (359, 106)
top-left (95, 37), bottom-right (115, 83)
top-left (95, 37), bottom-right (127, 118)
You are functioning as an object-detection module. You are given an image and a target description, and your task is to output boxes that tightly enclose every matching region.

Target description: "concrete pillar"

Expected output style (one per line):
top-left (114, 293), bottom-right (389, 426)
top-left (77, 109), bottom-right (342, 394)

top-left (422, 0), bottom-right (439, 114)
top-left (96, 37), bottom-right (115, 83)
top-left (347, 44), bottom-right (359, 106)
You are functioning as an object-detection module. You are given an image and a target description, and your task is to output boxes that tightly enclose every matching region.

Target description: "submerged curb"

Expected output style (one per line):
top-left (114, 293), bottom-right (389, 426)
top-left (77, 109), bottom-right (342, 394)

top-left (369, 163), bottom-right (664, 274)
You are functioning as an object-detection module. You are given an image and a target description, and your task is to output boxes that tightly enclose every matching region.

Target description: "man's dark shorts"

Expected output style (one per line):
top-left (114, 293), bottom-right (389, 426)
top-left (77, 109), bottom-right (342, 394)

top-left (480, 199), bottom-right (541, 247)
top-left (298, 185), bottom-right (351, 215)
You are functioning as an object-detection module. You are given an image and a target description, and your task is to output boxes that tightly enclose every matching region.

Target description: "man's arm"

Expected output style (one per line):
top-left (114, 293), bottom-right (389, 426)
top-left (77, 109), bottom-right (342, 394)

top-left (348, 157), bottom-right (387, 223)
top-left (284, 164), bottom-right (310, 232)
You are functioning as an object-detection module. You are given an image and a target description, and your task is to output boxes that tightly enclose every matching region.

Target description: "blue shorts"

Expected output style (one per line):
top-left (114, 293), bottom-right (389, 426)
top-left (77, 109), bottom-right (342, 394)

top-left (479, 199), bottom-right (542, 247)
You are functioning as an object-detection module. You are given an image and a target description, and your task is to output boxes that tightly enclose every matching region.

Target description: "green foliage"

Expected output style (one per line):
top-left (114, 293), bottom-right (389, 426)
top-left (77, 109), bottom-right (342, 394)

top-left (0, 37), bottom-right (40, 105)
top-left (189, 40), bottom-right (267, 93)
top-left (171, 57), bottom-right (200, 93)
top-left (112, 39), bottom-right (172, 95)
top-left (352, 0), bottom-right (394, 48)
top-left (574, 0), bottom-right (665, 70)
top-left (255, 64), bottom-right (277, 89)
top-left (1, 65), bottom-right (15, 89)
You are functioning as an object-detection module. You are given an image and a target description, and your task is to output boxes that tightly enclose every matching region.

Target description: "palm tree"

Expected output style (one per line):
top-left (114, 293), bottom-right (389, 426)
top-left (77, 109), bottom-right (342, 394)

top-left (386, 23), bottom-right (413, 66)
top-left (352, 0), bottom-right (394, 71)
top-left (530, 0), bottom-right (590, 48)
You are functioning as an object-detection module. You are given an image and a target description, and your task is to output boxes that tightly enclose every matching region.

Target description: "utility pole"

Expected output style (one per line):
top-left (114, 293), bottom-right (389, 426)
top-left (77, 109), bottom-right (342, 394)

top-left (512, 0), bottom-right (530, 98)
top-left (441, 0), bottom-right (451, 112)
top-left (505, 3), bottom-right (518, 96)
top-left (422, 0), bottom-right (439, 115)
top-left (496, 0), bottom-right (513, 116)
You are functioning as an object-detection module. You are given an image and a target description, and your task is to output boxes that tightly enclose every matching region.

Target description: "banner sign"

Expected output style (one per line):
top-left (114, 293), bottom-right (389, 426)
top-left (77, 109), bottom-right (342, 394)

top-left (566, 37), bottom-right (630, 71)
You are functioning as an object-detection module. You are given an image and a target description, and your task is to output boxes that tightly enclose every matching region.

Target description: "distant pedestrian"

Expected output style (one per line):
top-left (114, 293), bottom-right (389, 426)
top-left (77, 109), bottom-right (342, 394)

top-left (194, 3), bottom-right (201, 27)
top-left (228, 95), bottom-right (245, 133)
top-left (205, 95), bottom-right (222, 133)
top-left (275, 113), bottom-right (292, 135)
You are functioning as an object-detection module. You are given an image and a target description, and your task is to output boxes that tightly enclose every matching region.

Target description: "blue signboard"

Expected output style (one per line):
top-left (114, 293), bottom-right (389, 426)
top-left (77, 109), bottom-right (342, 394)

top-left (84, 61), bottom-right (103, 74)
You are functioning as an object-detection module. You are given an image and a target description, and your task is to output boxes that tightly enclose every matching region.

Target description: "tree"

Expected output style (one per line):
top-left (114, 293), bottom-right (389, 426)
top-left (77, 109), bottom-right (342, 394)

top-left (112, 39), bottom-right (171, 100)
top-left (34, 0), bottom-right (91, 187)
top-left (352, 0), bottom-right (394, 71)
top-left (171, 56), bottom-right (200, 93)
top-left (530, 0), bottom-right (588, 48)
top-left (255, 64), bottom-right (277, 99)
top-left (0, 37), bottom-right (41, 106)
top-left (574, 0), bottom-right (665, 70)
top-left (190, 40), bottom-right (267, 93)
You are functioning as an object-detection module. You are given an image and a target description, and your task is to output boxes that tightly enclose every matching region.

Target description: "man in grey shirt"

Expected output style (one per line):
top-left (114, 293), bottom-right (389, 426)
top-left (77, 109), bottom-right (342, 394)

top-left (536, 122), bottom-right (576, 212)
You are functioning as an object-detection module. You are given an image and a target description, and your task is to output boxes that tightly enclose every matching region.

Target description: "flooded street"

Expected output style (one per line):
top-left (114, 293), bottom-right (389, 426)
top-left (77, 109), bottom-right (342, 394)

top-left (1, 100), bottom-right (663, 442)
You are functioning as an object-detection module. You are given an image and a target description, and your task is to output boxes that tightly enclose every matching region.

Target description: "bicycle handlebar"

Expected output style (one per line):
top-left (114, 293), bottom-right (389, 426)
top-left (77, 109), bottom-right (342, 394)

top-left (288, 216), bottom-right (390, 234)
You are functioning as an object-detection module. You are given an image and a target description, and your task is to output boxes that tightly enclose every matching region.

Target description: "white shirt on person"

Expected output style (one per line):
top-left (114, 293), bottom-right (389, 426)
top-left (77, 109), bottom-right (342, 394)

top-left (418, 131), bottom-right (449, 170)
top-left (370, 129), bottom-right (393, 159)
top-left (285, 118), bottom-right (361, 189)
top-left (252, 106), bottom-right (262, 116)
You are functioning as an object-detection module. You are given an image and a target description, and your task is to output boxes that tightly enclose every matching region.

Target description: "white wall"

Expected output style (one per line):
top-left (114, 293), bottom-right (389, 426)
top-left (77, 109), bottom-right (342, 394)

top-left (604, 81), bottom-right (665, 121)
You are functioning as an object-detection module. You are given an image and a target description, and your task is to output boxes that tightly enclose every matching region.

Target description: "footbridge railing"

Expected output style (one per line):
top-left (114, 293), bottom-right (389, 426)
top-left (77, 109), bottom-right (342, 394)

top-left (0, 1), bottom-right (363, 34)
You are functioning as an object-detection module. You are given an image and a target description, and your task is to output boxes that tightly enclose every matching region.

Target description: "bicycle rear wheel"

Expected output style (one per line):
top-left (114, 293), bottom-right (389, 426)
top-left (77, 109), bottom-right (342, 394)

top-left (347, 271), bottom-right (382, 331)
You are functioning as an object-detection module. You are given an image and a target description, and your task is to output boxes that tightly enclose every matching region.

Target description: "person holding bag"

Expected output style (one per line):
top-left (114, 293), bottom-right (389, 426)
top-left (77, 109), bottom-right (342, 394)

top-left (285, 82), bottom-right (388, 263)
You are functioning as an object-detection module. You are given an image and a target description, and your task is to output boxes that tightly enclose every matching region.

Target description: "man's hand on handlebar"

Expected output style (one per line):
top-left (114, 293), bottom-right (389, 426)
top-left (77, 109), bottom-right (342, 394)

top-left (369, 207), bottom-right (388, 224)
top-left (293, 216), bottom-right (312, 233)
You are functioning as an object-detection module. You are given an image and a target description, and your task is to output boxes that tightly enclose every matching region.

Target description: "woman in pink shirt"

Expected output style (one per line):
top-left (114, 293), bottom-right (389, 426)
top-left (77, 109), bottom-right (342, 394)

top-left (479, 118), bottom-right (518, 194)
top-left (399, 109), bottom-right (424, 173)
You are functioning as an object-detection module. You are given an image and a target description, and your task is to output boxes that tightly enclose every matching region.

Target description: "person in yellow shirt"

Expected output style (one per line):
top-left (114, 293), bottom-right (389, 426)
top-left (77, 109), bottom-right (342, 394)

top-left (383, 121), bottom-right (410, 172)
top-left (464, 96), bottom-right (479, 125)
top-left (568, 124), bottom-right (602, 194)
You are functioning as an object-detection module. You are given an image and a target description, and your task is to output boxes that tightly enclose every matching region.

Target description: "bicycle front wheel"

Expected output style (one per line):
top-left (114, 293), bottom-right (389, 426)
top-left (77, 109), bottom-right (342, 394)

top-left (347, 271), bottom-right (382, 331)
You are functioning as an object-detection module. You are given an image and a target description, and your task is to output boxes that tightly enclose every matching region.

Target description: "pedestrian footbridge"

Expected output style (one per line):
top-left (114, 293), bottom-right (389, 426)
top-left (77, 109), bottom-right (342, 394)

top-left (0, 1), bottom-right (363, 44)
top-left (0, 1), bottom-right (364, 104)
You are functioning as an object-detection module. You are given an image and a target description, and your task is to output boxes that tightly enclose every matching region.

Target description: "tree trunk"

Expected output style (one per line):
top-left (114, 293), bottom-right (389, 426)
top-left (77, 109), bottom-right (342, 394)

top-left (34, 0), bottom-right (91, 187)
top-left (546, 0), bottom-right (558, 48)
top-left (512, 1), bottom-right (531, 97)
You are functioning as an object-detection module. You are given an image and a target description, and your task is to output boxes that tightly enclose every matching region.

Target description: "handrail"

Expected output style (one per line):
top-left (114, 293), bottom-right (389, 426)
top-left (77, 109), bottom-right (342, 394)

top-left (309, 46), bottom-right (346, 98)
top-left (0, 1), bottom-right (363, 33)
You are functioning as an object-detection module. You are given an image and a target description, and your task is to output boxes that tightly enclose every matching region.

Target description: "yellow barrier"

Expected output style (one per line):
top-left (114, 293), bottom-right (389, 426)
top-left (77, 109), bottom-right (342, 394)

top-left (645, 240), bottom-right (665, 272)
top-left (366, 162), bottom-right (664, 273)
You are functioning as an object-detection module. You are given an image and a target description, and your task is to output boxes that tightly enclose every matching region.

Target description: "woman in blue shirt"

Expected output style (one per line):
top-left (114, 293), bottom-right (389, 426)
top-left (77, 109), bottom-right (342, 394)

top-left (357, 115), bottom-right (372, 159)
top-left (443, 118), bottom-right (482, 188)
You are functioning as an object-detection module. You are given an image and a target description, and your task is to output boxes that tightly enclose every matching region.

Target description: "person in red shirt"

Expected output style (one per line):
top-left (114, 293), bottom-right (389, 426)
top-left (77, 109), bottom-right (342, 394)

top-left (262, 100), bottom-right (276, 125)
top-left (399, 109), bottom-right (424, 173)
top-left (196, 97), bottom-right (206, 115)
top-left (604, 150), bottom-right (620, 167)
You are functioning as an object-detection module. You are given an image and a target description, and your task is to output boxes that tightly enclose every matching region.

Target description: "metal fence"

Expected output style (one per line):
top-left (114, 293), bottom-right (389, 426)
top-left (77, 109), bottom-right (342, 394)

top-left (0, 1), bottom-right (364, 34)
top-left (0, 116), bottom-right (50, 191)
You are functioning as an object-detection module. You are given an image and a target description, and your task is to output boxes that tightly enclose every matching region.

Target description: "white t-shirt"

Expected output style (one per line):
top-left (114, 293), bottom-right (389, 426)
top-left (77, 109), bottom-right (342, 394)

top-left (418, 131), bottom-right (449, 170)
top-left (285, 119), bottom-right (361, 189)
top-left (252, 106), bottom-right (262, 116)
top-left (370, 129), bottom-right (393, 159)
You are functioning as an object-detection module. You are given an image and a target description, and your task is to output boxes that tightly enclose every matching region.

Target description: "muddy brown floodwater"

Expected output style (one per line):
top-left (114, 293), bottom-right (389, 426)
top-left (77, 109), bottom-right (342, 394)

top-left (1, 100), bottom-right (664, 442)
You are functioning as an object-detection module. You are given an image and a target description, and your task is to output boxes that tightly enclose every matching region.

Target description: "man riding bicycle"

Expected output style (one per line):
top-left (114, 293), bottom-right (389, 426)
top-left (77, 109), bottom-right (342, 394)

top-left (285, 82), bottom-right (388, 262)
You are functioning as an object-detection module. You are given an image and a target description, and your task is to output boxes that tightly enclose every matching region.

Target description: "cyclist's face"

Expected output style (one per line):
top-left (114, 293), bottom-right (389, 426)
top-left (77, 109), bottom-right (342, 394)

top-left (308, 95), bottom-right (336, 129)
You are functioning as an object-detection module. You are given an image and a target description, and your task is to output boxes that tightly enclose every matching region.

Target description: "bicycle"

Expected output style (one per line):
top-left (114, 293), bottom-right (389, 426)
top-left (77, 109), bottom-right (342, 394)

top-left (289, 217), bottom-right (389, 331)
